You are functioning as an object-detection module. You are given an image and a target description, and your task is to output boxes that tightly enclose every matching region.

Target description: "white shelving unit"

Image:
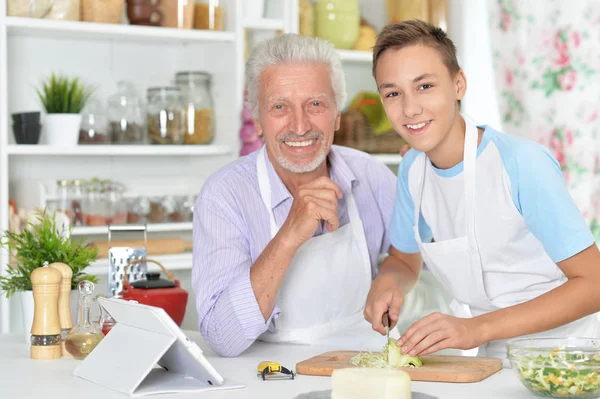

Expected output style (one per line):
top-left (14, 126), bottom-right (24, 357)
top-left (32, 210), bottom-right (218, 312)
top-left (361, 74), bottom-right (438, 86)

top-left (6, 16), bottom-right (237, 43)
top-left (0, 0), bottom-right (289, 334)
top-left (243, 18), bottom-right (285, 31)
top-left (0, 0), bottom-right (405, 333)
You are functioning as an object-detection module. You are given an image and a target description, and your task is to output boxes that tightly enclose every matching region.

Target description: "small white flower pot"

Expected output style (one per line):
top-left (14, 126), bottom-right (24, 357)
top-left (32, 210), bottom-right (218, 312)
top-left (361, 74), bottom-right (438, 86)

top-left (44, 113), bottom-right (82, 146)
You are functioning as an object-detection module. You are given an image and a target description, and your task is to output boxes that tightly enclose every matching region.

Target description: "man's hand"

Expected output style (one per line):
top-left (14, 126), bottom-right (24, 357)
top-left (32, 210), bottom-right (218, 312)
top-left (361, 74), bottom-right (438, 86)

top-left (364, 271), bottom-right (406, 335)
top-left (278, 176), bottom-right (343, 249)
top-left (396, 313), bottom-right (483, 356)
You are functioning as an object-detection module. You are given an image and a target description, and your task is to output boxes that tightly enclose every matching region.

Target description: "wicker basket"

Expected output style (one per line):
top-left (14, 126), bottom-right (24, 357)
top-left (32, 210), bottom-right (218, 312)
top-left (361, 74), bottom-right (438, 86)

top-left (81, 0), bottom-right (124, 23)
top-left (334, 108), bottom-right (407, 154)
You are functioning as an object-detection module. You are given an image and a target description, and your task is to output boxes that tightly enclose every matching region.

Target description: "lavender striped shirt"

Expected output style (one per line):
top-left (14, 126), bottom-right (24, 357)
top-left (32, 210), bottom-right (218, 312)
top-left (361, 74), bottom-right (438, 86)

top-left (191, 145), bottom-right (397, 356)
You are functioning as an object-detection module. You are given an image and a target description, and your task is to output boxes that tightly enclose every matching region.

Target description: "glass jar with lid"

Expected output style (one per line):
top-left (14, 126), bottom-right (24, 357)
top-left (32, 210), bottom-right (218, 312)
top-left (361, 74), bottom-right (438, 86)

top-left (70, 179), bottom-right (86, 226)
top-left (104, 181), bottom-right (127, 225)
top-left (79, 98), bottom-right (110, 144)
top-left (146, 87), bottom-right (185, 145)
top-left (107, 81), bottom-right (145, 144)
top-left (175, 71), bottom-right (215, 145)
top-left (55, 179), bottom-right (71, 220)
top-left (127, 196), bottom-right (151, 224)
top-left (194, 0), bottom-right (224, 31)
top-left (84, 179), bottom-right (106, 226)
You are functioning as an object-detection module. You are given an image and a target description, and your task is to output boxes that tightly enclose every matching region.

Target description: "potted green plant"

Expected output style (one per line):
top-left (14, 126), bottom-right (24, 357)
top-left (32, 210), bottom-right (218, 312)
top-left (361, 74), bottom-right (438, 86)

top-left (36, 72), bottom-right (94, 146)
top-left (0, 210), bottom-right (98, 341)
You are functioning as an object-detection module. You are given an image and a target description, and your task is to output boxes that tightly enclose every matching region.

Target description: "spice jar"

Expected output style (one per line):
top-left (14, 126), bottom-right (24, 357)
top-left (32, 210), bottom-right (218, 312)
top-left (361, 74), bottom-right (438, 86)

top-left (79, 98), bottom-right (110, 144)
top-left (180, 194), bottom-right (196, 222)
top-left (175, 71), bottom-right (215, 145)
top-left (104, 181), bottom-right (127, 225)
top-left (127, 196), bottom-right (150, 224)
top-left (147, 196), bottom-right (166, 223)
top-left (70, 179), bottom-right (86, 226)
top-left (56, 180), bottom-right (72, 220)
top-left (146, 87), bottom-right (185, 145)
top-left (194, 0), bottom-right (224, 31)
top-left (84, 180), bottom-right (106, 226)
top-left (107, 81), bottom-right (145, 144)
top-left (162, 196), bottom-right (181, 222)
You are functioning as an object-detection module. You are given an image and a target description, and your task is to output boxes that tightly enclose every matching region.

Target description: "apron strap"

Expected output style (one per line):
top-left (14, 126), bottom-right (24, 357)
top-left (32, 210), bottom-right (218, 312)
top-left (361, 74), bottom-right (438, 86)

top-left (463, 122), bottom-right (479, 253)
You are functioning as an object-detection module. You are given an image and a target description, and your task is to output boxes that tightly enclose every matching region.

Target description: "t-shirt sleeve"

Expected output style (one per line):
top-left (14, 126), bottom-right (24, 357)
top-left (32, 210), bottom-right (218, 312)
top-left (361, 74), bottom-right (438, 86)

top-left (390, 151), bottom-right (432, 253)
top-left (504, 140), bottom-right (595, 263)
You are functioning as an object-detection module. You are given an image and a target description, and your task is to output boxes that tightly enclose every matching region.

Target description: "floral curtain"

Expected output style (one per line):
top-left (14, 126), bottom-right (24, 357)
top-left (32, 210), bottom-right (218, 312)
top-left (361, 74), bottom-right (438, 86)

top-left (488, 0), bottom-right (600, 240)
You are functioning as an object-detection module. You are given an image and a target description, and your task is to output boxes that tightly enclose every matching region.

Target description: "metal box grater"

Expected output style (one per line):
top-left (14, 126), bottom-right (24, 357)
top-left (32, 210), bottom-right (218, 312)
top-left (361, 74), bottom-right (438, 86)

top-left (107, 225), bottom-right (148, 297)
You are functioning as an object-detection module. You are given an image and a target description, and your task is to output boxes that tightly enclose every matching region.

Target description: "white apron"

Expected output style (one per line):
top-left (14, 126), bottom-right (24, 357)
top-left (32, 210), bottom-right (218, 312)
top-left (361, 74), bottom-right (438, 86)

top-left (256, 147), bottom-right (378, 347)
top-left (413, 121), bottom-right (598, 367)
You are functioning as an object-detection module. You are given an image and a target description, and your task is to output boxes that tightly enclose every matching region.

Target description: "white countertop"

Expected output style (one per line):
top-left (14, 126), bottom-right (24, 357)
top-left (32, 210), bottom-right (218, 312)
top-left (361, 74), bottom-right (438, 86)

top-left (0, 331), bottom-right (540, 399)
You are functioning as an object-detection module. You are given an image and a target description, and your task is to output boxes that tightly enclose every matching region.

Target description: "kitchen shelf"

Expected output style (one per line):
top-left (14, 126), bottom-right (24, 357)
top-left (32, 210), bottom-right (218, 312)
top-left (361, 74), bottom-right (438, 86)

top-left (243, 18), bottom-right (285, 31)
top-left (71, 222), bottom-right (193, 236)
top-left (7, 144), bottom-right (232, 156)
top-left (371, 154), bottom-right (403, 165)
top-left (337, 49), bottom-right (372, 63)
top-left (87, 253), bottom-right (193, 275)
top-left (5, 17), bottom-right (236, 44)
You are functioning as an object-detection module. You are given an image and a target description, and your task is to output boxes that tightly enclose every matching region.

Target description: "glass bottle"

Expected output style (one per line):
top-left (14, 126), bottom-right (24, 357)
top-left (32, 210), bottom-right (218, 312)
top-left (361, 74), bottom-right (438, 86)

top-left (65, 280), bottom-right (105, 360)
top-left (175, 71), bottom-right (215, 144)
top-left (146, 87), bottom-right (185, 145)
top-left (96, 295), bottom-right (117, 335)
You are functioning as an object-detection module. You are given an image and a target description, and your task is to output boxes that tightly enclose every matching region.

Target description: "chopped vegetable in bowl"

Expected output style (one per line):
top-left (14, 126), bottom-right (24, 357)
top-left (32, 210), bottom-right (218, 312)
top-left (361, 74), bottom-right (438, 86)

top-left (507, 338), bottom-right (600, 398)
top-left (350, 338), bottom-right (423, 369)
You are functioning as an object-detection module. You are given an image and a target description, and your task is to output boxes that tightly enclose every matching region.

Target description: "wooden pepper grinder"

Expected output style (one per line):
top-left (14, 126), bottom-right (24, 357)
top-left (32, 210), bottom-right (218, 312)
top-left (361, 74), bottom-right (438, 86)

top-left (30, 265), bottom-right (62, 360)
top-left (49, 262), bottom-right (73, 357)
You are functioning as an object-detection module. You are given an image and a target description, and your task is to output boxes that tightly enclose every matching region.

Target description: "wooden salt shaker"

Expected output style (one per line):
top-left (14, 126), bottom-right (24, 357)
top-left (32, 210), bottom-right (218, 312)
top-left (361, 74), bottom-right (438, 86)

top-left (49, 262), bottom-right (73, 357)
top-left (30, 266), bottom-right (62, 360)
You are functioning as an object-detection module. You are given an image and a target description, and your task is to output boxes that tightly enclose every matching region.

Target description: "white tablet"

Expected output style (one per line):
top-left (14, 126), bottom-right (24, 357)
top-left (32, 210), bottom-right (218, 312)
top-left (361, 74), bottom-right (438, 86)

top-left (97, 297), bottom-right (224, 387)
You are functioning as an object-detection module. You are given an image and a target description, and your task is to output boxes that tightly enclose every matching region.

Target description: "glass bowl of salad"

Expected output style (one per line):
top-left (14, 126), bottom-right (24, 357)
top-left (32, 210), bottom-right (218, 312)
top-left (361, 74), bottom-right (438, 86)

top-left (507, 337), bottom-right (600, 398)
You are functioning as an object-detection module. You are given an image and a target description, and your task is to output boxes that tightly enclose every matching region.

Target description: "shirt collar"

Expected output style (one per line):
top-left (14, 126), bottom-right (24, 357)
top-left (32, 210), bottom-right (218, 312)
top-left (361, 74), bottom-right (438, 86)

top-left (262, 145), bottom-right (357, 210)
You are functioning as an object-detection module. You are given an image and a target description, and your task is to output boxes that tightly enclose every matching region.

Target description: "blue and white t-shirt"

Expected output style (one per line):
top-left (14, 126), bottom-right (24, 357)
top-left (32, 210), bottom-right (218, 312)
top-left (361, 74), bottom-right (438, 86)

top-left (390, 125), bottom-right (594, 265)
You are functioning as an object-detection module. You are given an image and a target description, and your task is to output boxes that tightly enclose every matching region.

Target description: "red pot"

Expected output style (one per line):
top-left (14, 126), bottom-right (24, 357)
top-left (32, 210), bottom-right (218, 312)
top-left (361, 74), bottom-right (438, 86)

top-left (120, 258), bottom-right (188, 326)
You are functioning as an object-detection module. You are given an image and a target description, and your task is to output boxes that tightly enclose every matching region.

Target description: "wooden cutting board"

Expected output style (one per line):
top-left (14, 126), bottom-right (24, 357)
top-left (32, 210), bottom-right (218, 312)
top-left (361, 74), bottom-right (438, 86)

top-left (296, 351), bottom-right (502, 383)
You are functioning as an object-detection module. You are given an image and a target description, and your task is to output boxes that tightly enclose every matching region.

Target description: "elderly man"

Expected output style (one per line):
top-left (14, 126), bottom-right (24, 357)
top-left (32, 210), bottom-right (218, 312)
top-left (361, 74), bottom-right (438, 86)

top-left (191, 33), bottom-right (400, 357)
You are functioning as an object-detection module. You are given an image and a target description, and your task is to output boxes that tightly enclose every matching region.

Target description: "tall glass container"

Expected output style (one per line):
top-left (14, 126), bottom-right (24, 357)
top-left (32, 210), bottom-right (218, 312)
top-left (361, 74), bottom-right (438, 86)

top-left (175, 71), bottom-right (215, 145)
top-left (146, 87), bottom-right (185, 145)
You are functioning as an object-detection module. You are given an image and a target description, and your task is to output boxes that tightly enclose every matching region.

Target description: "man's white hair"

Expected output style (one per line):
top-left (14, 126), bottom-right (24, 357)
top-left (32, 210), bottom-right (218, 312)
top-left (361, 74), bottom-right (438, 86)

top-left (246, 33), bottom-right (347, 118)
